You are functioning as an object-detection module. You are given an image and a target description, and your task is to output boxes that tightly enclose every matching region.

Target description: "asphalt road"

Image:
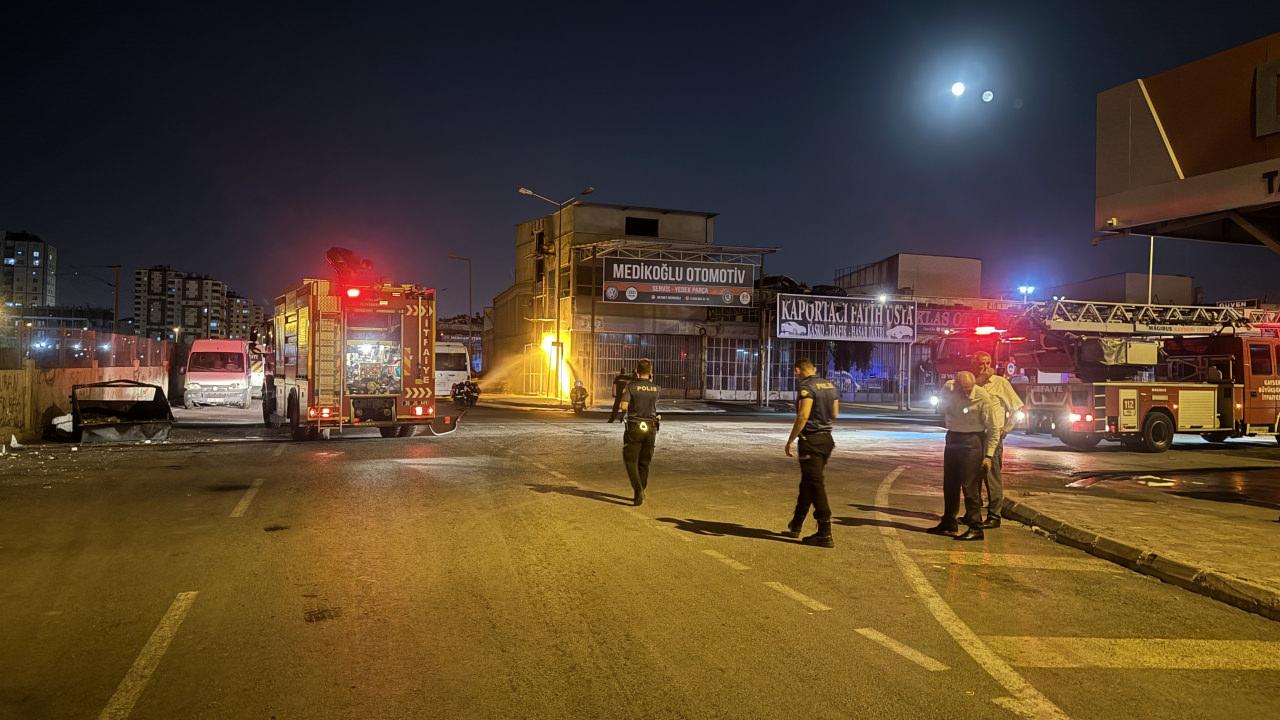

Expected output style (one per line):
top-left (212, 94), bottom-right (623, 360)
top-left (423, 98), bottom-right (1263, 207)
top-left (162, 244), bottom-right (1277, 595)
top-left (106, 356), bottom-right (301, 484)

top-left (2, 408), bottom-right (1279, 719)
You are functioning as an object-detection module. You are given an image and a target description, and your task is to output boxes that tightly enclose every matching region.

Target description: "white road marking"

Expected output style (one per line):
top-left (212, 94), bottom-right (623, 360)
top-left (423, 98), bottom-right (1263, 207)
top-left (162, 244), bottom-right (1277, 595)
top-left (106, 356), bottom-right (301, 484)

top-left (764, 582), bottom-right (831, 611)
top-left (229, 478), bottom-right (264, 518)
top-left (874, 467), bottom-right (1068, 720)
top-left (272, 444), bottom-right (285, 458)
top-left (907, 549), bottom-right (1123, 573)
top-left (98, 591), bottom-right (198, 720)
top-left (983, 636), bottom-right (1280, 670)
top-left (702, 549), bottom-right (750, 571)
top-left (854, 627), bottom-right (950, 672)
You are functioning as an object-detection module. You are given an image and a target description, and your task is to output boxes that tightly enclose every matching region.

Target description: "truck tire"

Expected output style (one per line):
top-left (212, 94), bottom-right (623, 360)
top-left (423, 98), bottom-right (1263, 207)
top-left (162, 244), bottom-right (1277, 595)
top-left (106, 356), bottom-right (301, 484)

top-left (1060, 432), bottom-right (1101, 450)
top-left (379, 426), bottom-right (400, 438)
top-left (1141, 412), bottom-right (1174, 453)
top-left (397, 425), bottom-right (415, 437)
top-left (1201, 431), bottom-right (1231, 443)
top-left (288, 395), bottom-right (309, 441)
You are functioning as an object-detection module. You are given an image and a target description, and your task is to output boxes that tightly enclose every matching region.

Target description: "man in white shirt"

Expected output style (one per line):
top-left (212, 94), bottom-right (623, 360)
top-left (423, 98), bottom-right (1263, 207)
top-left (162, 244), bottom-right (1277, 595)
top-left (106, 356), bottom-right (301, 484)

top-left (927, 371), bottom-right (1003, 541)
top-left (973, 351), bottom-right (1024, 529)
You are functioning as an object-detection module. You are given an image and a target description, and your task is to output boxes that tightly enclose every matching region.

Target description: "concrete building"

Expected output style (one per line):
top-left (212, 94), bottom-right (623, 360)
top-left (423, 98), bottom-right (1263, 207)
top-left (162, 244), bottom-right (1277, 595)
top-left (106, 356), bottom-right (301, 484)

top-left (1, 231), bottom-right (57, 308)
top-left (134, 266), bottom-right (261, 341)
top-left (1042, 272), bottom-right (1196, 305)
top-left (490, 202), bottom-right (772, 400)
top-left (225, 294), bottom-right (266, 341)
top-left (834, 253), bottom-right (981, 298)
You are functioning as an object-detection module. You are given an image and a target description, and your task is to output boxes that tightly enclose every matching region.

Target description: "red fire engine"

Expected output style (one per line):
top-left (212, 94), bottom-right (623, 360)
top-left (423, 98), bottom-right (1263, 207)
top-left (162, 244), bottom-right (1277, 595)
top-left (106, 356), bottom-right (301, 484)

top-left (260, 248), bottom-right (457, 440)
top-left (1005, 300), bottom-right (1280, 452)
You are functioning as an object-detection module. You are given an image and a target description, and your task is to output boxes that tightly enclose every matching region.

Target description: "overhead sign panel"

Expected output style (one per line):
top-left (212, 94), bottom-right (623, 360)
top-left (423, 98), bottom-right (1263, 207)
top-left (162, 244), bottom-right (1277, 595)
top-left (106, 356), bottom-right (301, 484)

top-left (776, 294), bottom-right (916, 343)
top-left (602, 257), bottom-right (756, 306)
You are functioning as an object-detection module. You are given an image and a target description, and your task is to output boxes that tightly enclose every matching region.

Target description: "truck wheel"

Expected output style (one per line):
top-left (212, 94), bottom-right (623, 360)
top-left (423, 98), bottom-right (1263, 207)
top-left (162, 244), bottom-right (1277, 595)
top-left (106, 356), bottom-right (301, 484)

top-left (288, 396), bottom-right (308, 441)
top-left (379, 426), bottom-right (400, 438)
top-left (1141, 412), bottom-right (1174, 453)
top-left (397, 425), bottom-right (415, 437)
top-left (1061, 432), bottom-right (1101, 450)
top-left (1201, 432), bottom-right (1231, 443)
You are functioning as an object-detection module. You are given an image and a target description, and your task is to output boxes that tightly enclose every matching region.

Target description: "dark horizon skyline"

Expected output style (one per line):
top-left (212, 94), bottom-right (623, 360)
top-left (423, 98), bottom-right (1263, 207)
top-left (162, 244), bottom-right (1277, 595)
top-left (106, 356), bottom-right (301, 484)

top-left (5, 2), bottom-right (1280, 317)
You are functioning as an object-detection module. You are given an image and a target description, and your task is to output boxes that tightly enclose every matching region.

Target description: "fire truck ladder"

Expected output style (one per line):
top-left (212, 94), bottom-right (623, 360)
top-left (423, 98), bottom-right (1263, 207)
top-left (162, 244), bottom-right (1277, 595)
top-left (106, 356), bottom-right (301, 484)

top-left (1039, 300), bottom-right (1256, 335)
top-left (314, 292), bottom-right (344, 429)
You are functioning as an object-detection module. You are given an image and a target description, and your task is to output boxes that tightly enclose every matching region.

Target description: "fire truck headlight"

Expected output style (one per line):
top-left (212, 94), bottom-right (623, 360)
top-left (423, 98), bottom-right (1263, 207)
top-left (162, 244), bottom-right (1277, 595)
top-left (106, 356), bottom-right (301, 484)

top-left (1068, 412), bottom-right (1083, 423)
top-left (1015, 410), bottom-right (1026, 423)
top-left (929, 395), bottom-right (940, 407)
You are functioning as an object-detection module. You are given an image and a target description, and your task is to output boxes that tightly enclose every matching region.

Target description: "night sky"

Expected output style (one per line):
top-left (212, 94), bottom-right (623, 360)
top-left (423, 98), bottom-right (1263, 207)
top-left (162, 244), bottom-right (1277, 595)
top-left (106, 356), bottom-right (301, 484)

top-left (4, 2), bottom-right (1280, 316)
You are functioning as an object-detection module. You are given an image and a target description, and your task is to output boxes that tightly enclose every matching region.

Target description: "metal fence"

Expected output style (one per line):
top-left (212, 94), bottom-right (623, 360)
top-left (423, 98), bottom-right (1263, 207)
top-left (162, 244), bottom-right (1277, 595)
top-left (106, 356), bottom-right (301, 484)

top-left (0, 330), bottom-right (169, 370)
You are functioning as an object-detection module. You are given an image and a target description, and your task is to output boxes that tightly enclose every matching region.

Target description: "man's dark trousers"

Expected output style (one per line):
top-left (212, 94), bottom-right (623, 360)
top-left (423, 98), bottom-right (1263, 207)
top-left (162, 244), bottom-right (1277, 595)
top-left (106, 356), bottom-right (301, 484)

top-left (622, 420), bottom-right (656, 498)
top-left (984, 437), bottom-right (1005, 515)
top-left (943, 431), bottom-right (984, 526)
top-left (610, 394), bottom-right (625, 422)
top-left (793, 431), bottom-right (835, 522)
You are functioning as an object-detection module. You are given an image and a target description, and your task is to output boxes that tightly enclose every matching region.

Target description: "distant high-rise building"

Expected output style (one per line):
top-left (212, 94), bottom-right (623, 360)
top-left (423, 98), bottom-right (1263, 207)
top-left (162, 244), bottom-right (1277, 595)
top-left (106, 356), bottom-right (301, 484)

top-left (225, 293), bottom-right (266, 341)
top-left (1, 231), bottom-right (57, 308)
top-left (133, 266), bottom-right (261, 341)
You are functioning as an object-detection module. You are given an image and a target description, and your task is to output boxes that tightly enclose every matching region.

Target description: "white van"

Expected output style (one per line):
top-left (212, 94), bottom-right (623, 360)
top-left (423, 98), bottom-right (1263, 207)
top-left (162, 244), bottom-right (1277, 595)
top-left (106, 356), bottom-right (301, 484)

top-left (183, 339), bottom-right (251, 408)
top-left (434, 342), bottom-right (471, 398)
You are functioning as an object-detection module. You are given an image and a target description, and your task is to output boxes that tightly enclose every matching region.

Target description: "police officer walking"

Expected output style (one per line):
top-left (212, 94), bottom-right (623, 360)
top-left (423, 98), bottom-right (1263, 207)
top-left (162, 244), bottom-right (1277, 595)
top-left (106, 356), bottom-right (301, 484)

top-left (618, 359), bottom-right (660, 506)
top-left (782, 357), bottom-right (840, 548)
top-left (609, 368), bottom-right (635, 423)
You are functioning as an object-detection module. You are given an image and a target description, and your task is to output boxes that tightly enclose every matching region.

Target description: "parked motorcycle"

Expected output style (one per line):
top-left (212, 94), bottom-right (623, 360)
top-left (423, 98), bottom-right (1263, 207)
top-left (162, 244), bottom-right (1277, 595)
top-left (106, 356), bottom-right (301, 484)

top-left (570, 381), bottom-right (588, 416)
top-left (451, 379), bottom-right (480, 409)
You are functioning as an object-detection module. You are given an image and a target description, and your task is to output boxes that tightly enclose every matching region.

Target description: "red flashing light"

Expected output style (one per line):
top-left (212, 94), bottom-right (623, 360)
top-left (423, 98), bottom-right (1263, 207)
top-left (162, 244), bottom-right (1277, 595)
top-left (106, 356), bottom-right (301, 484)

top-left (1084, 413), bottom-right (1094, 423)
top-left (974, 326), bottom-right (1005, 336)
top-left (307, 406), bottom-right (318, 419)
top-left (413, 405), bottom-right (425, 416)
top-left (346, 288), bottom-right (361, 299)
top-left (320, 407), bottom-right (332, 418)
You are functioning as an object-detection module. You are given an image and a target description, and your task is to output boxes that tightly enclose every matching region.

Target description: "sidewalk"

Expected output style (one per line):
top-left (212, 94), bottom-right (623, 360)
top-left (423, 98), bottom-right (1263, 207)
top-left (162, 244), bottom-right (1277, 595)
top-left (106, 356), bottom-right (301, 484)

top-left (1001, 483), bottom-right (1280, 621)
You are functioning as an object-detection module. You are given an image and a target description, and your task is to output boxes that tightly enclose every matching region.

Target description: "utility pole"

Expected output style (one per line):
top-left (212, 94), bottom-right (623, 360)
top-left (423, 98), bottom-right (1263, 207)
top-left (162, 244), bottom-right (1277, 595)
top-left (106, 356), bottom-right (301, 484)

top-left (109, 265), bottom-right (121, 335)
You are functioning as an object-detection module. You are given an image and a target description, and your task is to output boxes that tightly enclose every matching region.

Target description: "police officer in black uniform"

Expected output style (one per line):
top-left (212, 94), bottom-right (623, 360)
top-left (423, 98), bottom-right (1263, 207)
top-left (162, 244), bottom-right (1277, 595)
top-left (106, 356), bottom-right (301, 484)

top-left (782, 357), bottom-right (840, 547)
top-left (618, 359), bottom-right (660, 505)
top-left (609, 369), bottom-right (635, 422)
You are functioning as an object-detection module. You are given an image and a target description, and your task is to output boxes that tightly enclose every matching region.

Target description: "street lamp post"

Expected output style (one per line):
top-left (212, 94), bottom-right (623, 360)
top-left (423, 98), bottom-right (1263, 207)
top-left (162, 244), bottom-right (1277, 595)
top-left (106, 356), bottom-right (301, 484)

top-left (1018, 285), bottom-right (1035, 305)
top-left (448, 253), bottom-right (473, 374)
top-left (517, 185), bottom-right (594, 403)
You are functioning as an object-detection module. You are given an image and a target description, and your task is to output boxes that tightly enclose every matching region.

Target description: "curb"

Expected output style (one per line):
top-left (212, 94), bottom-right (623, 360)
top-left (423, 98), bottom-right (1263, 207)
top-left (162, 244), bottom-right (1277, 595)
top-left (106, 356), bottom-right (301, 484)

top-left (1001, 499), bottom-right (1280, 622)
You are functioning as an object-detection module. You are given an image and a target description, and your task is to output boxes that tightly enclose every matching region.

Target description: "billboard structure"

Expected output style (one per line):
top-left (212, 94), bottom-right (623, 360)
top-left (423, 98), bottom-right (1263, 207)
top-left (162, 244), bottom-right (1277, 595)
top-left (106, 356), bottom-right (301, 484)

top-left (602, 257), bottom-right (756, 307)
top-left (1096, 32), bottom-right (1280, 252)
top-left (776, 294), bottom-right (916, 343)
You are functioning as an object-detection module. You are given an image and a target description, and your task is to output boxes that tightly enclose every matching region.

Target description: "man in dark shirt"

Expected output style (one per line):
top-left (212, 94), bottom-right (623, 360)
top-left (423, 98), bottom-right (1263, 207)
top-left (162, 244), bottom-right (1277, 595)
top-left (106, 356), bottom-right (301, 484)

top-left (618, 359), bottom-right (660, 506)
top-left (783, 357), bottom-right (840, 547)
top-left (609, 369), bottom-right (635, 423)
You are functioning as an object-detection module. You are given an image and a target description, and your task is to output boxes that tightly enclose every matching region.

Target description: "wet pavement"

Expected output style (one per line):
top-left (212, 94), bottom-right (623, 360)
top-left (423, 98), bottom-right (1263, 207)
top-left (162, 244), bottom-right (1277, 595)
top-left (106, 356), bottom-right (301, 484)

top-left (1, 407), bottom-right (1278, 719)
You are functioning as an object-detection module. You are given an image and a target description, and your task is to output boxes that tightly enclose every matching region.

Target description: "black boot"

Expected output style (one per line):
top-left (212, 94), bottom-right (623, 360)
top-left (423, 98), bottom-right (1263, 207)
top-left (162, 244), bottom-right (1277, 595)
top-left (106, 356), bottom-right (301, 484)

top-left (954, 525), bottom-right (985, 541)
top-left (980, 515), bottom-right (1001, 529)
top-left (801, 521), bottom-right (834, 548)
top-left (780, 516), bottom-right (805, 538)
